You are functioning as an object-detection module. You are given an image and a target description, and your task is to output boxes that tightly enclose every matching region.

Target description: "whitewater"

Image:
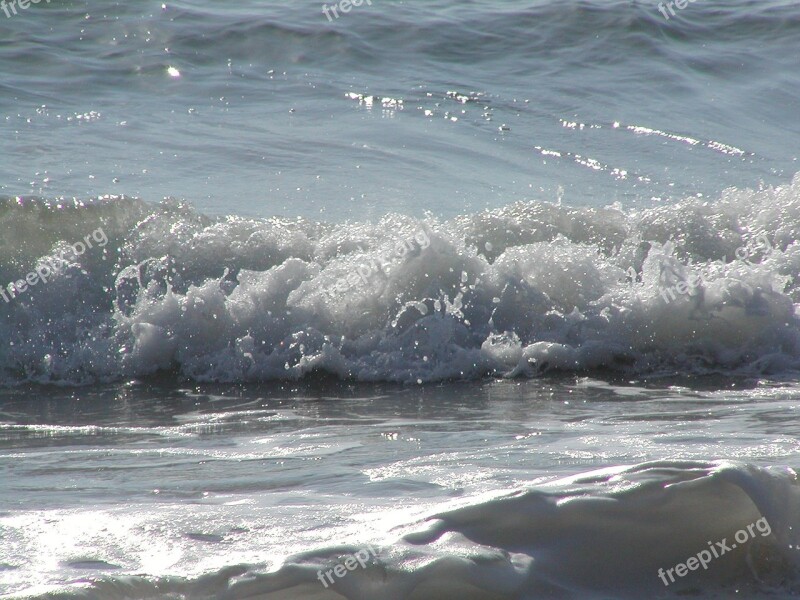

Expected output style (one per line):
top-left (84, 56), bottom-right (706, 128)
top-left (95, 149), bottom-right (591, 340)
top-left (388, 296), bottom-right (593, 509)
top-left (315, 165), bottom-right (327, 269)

top-left (2, 175), bottom-right (800, 386)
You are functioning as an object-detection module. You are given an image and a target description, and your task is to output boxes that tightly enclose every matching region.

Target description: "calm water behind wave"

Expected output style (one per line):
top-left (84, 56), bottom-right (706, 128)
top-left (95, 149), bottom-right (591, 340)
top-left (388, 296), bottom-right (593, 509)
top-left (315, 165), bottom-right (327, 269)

top-left (1, 0), bottom-right (799, 219)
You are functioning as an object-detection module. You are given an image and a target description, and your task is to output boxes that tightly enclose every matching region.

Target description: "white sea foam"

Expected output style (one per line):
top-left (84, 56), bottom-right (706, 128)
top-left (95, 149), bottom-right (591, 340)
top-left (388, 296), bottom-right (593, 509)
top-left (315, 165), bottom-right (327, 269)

top-left (13, 460), bottom-right (798, 599)
top-left (2, 174), bottom-right (800, 385)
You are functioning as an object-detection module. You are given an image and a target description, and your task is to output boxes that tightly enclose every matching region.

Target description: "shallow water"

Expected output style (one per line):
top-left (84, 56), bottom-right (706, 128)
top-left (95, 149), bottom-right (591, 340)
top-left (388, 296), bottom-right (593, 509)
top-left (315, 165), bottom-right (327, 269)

top-left (2, 377), bottom-right (800, 597)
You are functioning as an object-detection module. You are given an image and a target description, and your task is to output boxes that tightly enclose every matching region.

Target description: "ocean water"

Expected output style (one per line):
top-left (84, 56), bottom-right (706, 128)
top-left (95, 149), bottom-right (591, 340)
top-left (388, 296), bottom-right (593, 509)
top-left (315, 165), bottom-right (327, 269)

top-left (2, 0), bottom-right (800, 598)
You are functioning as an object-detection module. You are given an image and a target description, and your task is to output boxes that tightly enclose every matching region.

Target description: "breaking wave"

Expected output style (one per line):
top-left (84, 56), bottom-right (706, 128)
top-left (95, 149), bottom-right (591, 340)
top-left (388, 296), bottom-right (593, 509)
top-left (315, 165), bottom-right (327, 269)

top-left (3, 174), bottom-right (800, 386)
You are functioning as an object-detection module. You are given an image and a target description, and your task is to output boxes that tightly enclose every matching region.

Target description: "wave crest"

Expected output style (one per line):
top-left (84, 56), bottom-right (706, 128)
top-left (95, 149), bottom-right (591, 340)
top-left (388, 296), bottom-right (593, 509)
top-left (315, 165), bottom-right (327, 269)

top-left (3, 175), bottom-right (800, 385)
